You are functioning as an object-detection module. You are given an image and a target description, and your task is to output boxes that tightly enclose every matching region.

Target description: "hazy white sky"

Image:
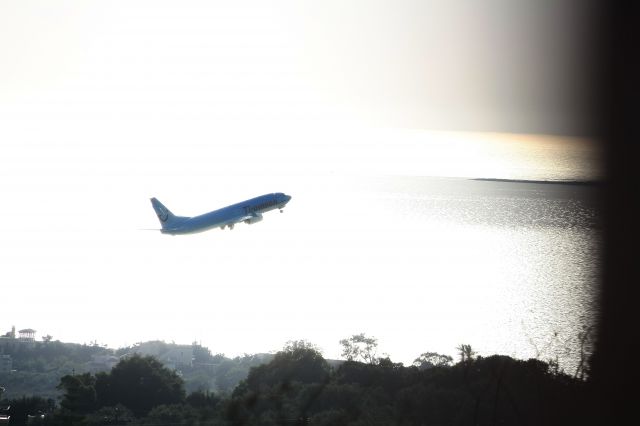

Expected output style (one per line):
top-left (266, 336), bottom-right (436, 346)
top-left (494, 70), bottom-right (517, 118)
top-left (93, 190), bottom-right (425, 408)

top-left (1, 1), bottom-right (598, 362)
top-left (0, 0), bottom-right (594, 133)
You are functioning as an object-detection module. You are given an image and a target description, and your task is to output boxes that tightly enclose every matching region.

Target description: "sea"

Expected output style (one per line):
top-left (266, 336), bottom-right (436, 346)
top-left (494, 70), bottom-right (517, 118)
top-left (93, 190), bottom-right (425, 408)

top-left (358, 176), bottom-right (600, 375)
top-left (285, 133), bottom-right (603, 374)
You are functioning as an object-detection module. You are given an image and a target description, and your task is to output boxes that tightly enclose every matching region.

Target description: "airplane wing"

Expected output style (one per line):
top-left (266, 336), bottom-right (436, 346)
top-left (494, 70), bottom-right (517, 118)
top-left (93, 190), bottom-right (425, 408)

top-left (221, 212), bottom-right (263, 228)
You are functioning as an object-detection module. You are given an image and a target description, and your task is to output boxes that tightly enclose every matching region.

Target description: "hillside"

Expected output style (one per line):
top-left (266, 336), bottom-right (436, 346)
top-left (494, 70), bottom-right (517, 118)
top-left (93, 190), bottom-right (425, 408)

top-left (0, 337), bottom-right (270, 400)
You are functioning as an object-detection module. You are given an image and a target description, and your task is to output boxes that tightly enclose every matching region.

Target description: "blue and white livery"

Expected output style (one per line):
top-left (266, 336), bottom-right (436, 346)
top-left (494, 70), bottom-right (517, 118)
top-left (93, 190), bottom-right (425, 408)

top-left (150, 193), bottom-right (292, 235)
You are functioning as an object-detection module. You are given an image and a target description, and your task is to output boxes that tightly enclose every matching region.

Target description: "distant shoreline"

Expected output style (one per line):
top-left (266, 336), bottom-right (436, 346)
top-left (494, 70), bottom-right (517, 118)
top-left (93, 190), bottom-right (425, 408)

top-left (471, 178), bottom-right (602, 186)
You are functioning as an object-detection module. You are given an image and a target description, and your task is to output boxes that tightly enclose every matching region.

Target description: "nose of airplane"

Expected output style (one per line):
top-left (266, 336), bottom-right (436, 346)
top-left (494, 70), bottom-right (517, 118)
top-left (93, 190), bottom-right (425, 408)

top-left (285, 194), bottom-right (292, 203)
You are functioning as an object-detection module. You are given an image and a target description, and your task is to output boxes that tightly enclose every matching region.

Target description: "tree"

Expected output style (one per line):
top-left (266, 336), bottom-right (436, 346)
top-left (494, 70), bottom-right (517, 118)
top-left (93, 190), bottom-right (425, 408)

top-left (283, 340), bottom-right (321, 354)
top-left (186, 390), bottom-right (220, 409)
top-left (339, 333), bottom-right (379, 364)
top-left (456, 344), bottom-right (476, 363)
top-left (413, 352), bottom-right (453, 369)
top-left (95, 354), bottom-right (185, 417)
top-left (243, 341), bottom-right (329, 392)
top-left (57, 373), bottom-right (97, 414)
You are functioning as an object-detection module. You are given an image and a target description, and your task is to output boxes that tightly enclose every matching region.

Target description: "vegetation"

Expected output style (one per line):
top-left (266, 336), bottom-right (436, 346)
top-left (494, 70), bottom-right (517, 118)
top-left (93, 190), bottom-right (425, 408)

top-left (0, 337), bottom-right (599, 425)
top-left (412, 352), bottom-right (454, 369)
top-left (339, 333), bottom-right (379, 364)
top-left (58, 355), bottom-right (185, 417)
top-left (0, 340), bottom-right (111, 399)
top-left (0, 339), bottom-right (269, 400)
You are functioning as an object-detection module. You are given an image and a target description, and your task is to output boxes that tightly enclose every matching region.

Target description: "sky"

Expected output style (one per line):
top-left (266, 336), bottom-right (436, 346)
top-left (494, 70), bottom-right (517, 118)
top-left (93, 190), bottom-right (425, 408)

top-left (1, 1), bottom-right (599, 363)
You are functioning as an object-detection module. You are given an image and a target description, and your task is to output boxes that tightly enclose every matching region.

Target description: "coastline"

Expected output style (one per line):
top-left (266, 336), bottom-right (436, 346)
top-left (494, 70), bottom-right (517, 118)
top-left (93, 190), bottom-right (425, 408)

top-left (471, 177), bottom-right (602, 186)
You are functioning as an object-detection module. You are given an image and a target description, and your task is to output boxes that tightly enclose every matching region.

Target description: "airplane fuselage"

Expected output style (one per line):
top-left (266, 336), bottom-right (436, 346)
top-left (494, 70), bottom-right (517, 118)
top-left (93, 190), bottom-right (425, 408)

top-left (151, 192), bottom-right (291, 235)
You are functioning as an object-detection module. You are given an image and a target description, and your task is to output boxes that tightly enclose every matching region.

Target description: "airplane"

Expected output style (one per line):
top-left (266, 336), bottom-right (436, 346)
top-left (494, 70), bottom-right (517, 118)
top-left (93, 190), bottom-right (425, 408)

top-left (150, 193), bottom-right (292, 235)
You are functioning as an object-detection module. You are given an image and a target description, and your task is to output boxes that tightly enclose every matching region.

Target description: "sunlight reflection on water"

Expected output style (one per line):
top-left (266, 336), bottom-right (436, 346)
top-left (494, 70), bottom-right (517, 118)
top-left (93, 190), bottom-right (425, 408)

top-left (354, 176), bottom-right (600, 373)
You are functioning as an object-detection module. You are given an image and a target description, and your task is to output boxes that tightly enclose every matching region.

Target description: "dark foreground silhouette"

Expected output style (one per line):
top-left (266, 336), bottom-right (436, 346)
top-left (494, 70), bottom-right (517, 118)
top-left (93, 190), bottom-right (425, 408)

top-left (1, 346), bottom-right (598, 426)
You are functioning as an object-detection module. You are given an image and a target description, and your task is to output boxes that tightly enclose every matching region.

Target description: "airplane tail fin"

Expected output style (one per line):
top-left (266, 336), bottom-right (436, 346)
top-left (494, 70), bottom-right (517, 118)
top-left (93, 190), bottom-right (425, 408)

top-left (150, 197), bottom-right (180, 229)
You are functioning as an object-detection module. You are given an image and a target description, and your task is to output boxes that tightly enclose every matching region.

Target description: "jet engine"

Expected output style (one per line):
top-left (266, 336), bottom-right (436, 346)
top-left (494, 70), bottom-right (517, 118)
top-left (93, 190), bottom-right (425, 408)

top-left (244, 213), bottom-right (263, 224)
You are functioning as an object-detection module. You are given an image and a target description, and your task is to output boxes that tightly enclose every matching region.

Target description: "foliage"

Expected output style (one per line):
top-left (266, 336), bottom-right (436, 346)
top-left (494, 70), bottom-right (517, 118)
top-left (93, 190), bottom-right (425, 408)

top-left (2, 339), bottom-right (275, 401)
top-left (3, 339), bottom-right (600, 425)
top-left (413, 351), bottom-right (454, 369)
top-left (0, 340), bottom-right (112, 399)
top-left (282, 339), bottom-right (321, 354)
top-left (457, 343), bottom-right (476, 363)
top-left (339, 333), bottom-right (379, 364)
top-left (57, 373), bottom-right (97, 414)
top-left (95, 354), bottom-right (186, 416)
top-left (240, 341), bottom-right (330, 395)
top-left (225, 353), bottom-right (595, 426)
top-left (186, 390), bottom-right (220, 410)
top-left (2, 340), bottom-right (111, 372)
top-left (0, 371), bottom-right (61, 400)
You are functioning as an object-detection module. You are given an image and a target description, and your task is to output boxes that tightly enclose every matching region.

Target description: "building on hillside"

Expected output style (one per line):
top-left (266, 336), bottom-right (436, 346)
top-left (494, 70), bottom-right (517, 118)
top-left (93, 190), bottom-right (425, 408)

top-left (18, 329), bottom-right (36, 342)
top-left (1, 327), bottom-right (15, 339)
